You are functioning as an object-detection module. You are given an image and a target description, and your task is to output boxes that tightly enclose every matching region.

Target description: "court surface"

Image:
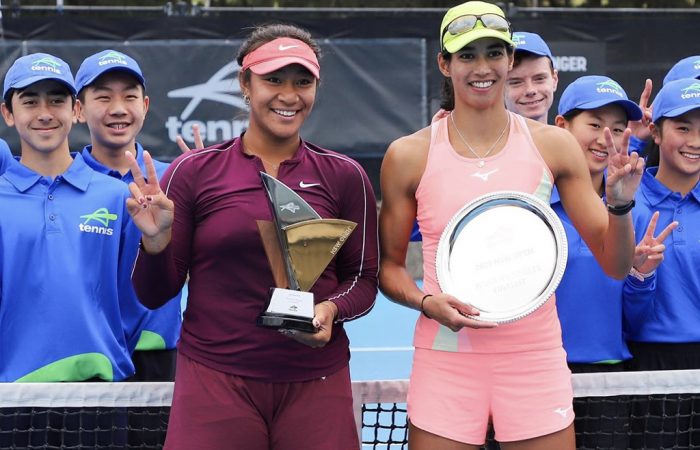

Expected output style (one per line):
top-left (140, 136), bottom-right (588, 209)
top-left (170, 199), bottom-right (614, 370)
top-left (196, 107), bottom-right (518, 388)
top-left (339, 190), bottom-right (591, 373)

top-left (346, 284), bottom-right (420, 381)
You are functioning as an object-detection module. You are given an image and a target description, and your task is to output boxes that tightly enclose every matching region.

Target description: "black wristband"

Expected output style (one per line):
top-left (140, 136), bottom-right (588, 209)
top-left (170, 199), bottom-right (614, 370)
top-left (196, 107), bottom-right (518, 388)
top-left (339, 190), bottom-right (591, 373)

top-left (607, 199), bottom-right (635, 216)
top-left (420, 294), bottom-right (433, 319)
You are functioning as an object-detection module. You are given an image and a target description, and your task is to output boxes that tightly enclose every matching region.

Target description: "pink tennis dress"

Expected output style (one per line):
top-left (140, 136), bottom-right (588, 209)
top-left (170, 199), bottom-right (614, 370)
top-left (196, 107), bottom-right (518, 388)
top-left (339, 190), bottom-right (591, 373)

top-left (408, 113), bottom-right (574, 444)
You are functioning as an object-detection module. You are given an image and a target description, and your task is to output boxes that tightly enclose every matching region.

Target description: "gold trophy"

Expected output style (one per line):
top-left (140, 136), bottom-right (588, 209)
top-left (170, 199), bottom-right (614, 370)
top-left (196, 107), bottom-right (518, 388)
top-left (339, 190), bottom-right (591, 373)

top-left (256, 172), bottom-right (356, 333)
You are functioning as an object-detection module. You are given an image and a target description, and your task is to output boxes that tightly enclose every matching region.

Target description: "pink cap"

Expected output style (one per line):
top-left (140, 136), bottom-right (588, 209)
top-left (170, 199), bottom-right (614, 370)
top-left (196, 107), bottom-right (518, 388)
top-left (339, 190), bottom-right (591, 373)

top-left (241, 37), bottom-right (320, 79)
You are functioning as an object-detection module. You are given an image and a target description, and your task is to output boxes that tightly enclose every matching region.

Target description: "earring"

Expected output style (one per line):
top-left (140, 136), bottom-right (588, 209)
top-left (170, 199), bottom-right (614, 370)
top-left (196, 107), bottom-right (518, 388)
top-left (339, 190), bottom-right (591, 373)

top-left (243, 94), bottom-right (250, 105)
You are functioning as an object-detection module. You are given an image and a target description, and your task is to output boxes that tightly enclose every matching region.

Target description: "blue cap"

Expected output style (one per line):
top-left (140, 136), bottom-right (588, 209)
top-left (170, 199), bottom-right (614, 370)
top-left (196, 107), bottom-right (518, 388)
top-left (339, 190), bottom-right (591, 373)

top-left (512, 32), bottom-right (553, 60)
top-left (652, 77), bottom-right (700, 122)
top-left (663, 55), bottom-right (700, 86)
top-left (557, 75), bottom-right (643, 121)
top-left (75, 49), bottom-right (145, 93)
top-left (3, 53), bottom-right (76, 100)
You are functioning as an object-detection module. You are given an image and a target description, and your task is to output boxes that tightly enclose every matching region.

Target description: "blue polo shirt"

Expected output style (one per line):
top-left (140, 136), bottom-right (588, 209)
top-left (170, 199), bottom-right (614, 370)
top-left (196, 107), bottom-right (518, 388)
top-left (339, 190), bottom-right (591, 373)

top-left (551, 187), bottom-right (632, 364)
top-left (82, 143), bottom-right (182, 352)
top-left (623, 168), bottom-right (700, 343)
top-left (0, 153), bottom-right (136, 381)
top-left (0, 139), bottom-right (13, 175)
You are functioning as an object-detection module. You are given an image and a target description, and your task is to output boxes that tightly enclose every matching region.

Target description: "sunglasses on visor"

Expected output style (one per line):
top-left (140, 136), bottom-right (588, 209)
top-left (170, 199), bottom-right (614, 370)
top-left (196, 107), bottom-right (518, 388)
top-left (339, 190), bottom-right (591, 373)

top-left (441, 14), bottom-right (512, 48)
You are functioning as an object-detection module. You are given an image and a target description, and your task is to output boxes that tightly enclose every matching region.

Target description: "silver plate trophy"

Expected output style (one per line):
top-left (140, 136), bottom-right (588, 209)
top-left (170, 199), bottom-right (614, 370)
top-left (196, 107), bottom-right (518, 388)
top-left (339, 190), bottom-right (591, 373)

top-left (256, 172), bottom-right (357, 333)
top-left (435, 191), bottom-right (568, 324)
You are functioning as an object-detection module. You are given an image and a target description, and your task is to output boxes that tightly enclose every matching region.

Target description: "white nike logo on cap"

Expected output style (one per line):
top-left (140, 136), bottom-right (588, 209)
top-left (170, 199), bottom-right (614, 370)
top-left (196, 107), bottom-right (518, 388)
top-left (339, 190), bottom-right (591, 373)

top-left (299, 181), bottom-right (320, 188)
top-left (278, 44), bottom-right (299, 51)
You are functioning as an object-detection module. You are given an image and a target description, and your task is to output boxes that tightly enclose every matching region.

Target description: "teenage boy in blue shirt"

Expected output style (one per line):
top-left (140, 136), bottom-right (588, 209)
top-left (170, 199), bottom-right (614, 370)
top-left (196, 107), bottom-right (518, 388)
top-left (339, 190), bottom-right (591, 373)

top-left (75, 49), bottom-right (182, 381)
top-left (505, 31), bottom-right (559, 124)
top-left (0, 53), bottom-right (135, 382)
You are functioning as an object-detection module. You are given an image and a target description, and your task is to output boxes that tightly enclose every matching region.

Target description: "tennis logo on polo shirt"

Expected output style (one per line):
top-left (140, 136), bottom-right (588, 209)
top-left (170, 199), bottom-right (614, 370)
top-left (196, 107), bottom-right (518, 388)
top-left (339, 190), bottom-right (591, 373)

top-left (79, 208), bottom-right (117, 236)
top-left (98, 51), bottom-right (128, 67)
top-left (31, 56), bottom-right (63, 74)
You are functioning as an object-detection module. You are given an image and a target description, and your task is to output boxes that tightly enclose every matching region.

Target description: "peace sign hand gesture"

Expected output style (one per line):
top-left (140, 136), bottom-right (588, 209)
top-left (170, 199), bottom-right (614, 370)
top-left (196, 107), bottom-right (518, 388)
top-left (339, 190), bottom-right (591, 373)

top-left (125, 150), bottom-right (174, 254)
top-left (604, 127), bottom-right (645, 207)
top-left (628, 78), bottom-right (653, 141)
top-left (633, 211), bottom-right (678, 275)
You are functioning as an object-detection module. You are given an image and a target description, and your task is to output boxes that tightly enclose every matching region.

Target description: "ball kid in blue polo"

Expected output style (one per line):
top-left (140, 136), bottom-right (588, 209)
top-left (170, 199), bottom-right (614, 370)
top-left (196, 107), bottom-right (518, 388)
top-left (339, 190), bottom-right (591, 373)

top-left (624, 77), bottom-right (700, 371)
top-left (0, 53), bottom-right (136, 381)
top-left (553, 75), bottom-right (644, 372)
top-left (75, 49), bottom-right (182, 381)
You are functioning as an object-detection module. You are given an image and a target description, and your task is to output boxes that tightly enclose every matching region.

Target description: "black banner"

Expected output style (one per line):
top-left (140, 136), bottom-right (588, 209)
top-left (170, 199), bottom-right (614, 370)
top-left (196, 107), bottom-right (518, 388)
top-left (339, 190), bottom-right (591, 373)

top-left (0, 38), bottom-right (426, 162)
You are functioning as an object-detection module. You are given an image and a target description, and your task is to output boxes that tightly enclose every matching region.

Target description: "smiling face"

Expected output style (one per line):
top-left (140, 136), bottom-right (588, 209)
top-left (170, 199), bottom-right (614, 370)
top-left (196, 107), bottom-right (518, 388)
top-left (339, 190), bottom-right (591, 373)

top-left (439, 37), bottom-right (514, 111)
top-left (77, 71), bottom-right (149, 155)
top-left (240, 63), bottom-right (317, 143)
top-left (1, 79), bottom-right (76, 156)
top-left (557, 104), bottom-right (627, 178)
top-left (653, 109), bottom-right (700, 186)
top-left (505, 54), bottom-right (558, 123)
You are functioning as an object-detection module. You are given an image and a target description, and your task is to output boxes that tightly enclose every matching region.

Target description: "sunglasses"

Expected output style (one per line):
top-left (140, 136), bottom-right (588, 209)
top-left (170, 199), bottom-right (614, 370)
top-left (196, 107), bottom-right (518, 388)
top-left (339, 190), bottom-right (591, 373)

top-left (441, 14), bottom-right (512, 49)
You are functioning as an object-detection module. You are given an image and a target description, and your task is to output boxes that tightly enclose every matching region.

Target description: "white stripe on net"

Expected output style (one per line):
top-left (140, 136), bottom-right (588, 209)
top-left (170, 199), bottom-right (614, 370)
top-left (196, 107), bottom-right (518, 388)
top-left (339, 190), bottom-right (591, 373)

top-left (1, 369), bottom-right (699, 408)
top-left (0, 382), bottom-right (173, 408)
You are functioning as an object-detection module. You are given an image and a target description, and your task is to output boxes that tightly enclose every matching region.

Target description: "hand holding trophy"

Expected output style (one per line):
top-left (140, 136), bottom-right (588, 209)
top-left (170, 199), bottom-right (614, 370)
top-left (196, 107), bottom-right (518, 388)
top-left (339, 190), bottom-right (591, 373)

top-left (257, 172), bottom-right (356, 333)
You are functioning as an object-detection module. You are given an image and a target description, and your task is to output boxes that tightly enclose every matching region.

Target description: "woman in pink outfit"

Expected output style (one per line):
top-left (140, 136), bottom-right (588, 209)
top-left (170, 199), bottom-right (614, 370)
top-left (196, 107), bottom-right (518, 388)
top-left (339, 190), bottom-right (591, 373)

top-left (378, 1), bottom-right (644, 449)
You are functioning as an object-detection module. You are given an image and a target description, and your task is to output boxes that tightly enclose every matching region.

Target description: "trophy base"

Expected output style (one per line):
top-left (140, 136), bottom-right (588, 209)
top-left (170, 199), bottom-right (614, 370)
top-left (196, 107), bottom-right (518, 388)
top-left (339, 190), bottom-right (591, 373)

top-left (257, 313), bottom-right (318, 333)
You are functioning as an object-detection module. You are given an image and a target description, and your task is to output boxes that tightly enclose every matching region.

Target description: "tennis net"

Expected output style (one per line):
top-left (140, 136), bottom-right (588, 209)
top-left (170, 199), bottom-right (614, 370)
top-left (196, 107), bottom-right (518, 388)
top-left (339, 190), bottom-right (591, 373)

top-left (1, 370), bottom-right (699, 449)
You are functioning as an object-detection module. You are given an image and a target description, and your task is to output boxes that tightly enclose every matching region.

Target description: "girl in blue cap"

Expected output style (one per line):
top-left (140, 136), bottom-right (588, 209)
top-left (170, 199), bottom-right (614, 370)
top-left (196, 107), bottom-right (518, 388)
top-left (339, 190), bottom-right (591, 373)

top-left (624, 77), bottom-right (700, 371)
top-left (622, 77), bottom-right (700, 449)
top-left (378, 1), bottom-right (645, 449)
top-left (553, 75), bottom-right (677, 449)
top-left (554, 75), bottom-right (675, 374)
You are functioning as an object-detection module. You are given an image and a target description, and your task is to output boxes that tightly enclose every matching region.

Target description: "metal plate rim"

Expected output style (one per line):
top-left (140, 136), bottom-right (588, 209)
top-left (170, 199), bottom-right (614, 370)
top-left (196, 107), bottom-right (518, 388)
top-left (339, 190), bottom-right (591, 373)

top-left (435, 190), bottom-right (568, 324)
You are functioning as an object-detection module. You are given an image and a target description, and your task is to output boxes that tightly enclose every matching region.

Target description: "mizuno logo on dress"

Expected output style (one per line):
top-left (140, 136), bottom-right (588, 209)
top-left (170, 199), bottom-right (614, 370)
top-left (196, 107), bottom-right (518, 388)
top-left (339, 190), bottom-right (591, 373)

top-left (471, 169), bottom-right (499, 181)
top-left (278, 44), bottom-right (299, 51)
top-left (553, 406), bottom-right (572, 418)
top-left (79, 207), bottom-right (117, 236)
top-left (299, 181), bottom-right (321, 188)
top-left (280, 202), bottom-right (300, 213)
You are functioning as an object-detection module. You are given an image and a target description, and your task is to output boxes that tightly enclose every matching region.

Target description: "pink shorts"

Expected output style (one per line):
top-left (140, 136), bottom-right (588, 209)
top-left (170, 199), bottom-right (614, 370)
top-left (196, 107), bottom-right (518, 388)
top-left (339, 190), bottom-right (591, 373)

top-left (407, 347), bottom-right (574, 444)
top-left (164, 353), bottom-right (359, 450)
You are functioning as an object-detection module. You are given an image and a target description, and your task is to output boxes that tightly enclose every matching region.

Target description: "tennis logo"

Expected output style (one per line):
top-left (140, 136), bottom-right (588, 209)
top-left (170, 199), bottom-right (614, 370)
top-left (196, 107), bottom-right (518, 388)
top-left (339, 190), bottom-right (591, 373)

top-left (596, 80), bottom-right (624, 97)
top-left (165, 61), bottom-right (248, 144)
top-left (681, 83), bottom-right (700, 100)
top-left (79, 208), bottom-right (117, 236)
top-left (31, 56), bottom-right (63, 74)
top-left (98, 51), bottom-right (128, 67)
